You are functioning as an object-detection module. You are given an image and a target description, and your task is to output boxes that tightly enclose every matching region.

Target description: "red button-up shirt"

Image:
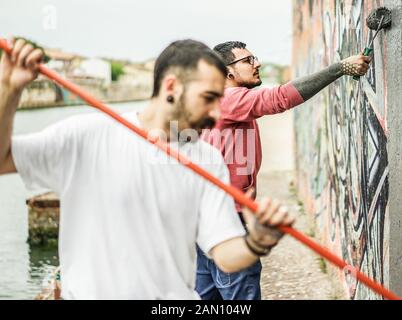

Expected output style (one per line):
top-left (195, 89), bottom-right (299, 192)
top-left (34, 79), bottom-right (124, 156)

top-left (202, 83), bottom-right (304, 211)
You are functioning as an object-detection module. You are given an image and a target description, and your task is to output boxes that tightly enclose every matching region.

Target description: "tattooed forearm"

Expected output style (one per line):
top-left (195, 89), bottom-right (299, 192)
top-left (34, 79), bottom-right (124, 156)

top-left (291, 54), bottom-right (371, 101)
top-left (291, 63), bottom-right (343, 101)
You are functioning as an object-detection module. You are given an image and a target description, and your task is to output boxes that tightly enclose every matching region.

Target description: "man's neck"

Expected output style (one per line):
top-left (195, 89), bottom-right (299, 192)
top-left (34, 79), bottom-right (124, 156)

top-left (137, 98), bottom-right (171, 141)
top-left (225, 80), bottom-right (239, 88)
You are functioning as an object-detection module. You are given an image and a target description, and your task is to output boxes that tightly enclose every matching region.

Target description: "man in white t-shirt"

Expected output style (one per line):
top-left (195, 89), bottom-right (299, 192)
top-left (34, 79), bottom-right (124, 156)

top-left (0, 38), bottom-right (294, 299)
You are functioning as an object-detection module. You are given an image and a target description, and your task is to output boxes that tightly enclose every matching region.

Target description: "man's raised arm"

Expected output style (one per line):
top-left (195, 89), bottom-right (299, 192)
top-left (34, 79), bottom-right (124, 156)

top-left (292, 54), bottom-right (372, 101)
top-left (220, 54), bottom-right (371, 123)
top-left (0, 38), bottom-right (43, 174)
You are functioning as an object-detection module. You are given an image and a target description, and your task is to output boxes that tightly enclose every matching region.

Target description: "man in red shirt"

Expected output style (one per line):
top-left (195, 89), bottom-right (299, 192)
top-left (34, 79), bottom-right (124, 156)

top-left (196, 41), bottom-right (371, 300)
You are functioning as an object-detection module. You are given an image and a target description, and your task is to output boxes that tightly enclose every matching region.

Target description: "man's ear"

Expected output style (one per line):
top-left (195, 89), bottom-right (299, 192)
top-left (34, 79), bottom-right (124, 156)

top-left (226, 67), bottom-right (235, 80)
top-left (162, 74), bottom-right (184, 97)
top-left (163, 75), bottom-right (177, 96)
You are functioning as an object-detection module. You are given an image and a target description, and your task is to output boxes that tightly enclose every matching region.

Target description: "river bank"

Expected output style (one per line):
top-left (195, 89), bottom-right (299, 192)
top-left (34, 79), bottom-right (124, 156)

top-left (18, 79), bottom-right (151, 110)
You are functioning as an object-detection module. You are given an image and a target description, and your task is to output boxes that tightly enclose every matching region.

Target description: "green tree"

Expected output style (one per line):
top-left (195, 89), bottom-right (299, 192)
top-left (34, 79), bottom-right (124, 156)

top-left (111, 61), bottom-right (124, 81)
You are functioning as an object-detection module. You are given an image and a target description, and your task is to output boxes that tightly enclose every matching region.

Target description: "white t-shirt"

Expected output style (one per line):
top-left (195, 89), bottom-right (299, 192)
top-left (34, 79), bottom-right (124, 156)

top-left (12, 111), bottom-right (245, 300)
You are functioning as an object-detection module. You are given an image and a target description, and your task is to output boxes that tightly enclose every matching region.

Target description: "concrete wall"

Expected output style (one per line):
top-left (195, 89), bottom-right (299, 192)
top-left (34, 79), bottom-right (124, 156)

top-left (385, 0), bottom-right (402, 300)
top-left (292, 0), bottom-right (402, 299)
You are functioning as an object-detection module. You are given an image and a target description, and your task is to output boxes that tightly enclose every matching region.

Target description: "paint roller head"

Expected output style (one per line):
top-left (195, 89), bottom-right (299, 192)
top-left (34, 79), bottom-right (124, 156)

top-left (366, 7), bottom-right (392, 30)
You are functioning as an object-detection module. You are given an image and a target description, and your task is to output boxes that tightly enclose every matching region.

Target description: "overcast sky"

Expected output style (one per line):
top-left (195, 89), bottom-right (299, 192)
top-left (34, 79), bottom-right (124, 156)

top-left (0, 0), bottom-right (292, 64)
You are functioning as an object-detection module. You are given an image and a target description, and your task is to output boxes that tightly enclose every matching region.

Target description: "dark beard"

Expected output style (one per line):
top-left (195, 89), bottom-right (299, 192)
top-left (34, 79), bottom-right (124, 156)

top-left (177, 117), bottom-right (216, 143)
top-left (191, 117), bottom-right (216, 134)
top-left (169, 88), bottom-right (216, 130)
top-left (238, 78), bottom-right (262, 89)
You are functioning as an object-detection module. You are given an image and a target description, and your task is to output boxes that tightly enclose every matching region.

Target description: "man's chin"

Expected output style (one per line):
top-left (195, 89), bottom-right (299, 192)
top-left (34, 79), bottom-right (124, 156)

top-left (245, 80), bottom-right (262, 89)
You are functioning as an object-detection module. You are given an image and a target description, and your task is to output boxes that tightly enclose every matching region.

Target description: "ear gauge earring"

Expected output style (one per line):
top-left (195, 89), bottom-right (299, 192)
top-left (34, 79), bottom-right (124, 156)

top-left (167, 95), bottom-right (175, 103)
top-left (228, 74), bottom-right (234, 80)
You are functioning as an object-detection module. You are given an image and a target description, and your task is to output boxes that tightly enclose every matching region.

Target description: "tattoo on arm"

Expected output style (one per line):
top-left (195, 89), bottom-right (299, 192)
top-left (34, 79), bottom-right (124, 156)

top-left (291, 62), bottom-right (343, 101)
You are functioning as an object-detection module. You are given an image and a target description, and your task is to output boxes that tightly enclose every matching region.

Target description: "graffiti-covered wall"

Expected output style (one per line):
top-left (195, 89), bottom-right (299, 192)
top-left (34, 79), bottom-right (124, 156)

top-left (291, 0), bottom-right (401, 299)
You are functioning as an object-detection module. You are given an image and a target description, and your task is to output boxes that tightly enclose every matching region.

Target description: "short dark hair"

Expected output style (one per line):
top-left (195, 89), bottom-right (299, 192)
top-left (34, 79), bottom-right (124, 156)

top-left (213, 41), bottom-right (247, 65)
top-left (152, 39), bottom-right (227, 97)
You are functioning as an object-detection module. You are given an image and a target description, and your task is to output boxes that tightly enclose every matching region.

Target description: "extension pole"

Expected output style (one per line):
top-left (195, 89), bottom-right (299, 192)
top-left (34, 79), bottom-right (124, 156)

top-left (0, 38), bottom-right (399, 300)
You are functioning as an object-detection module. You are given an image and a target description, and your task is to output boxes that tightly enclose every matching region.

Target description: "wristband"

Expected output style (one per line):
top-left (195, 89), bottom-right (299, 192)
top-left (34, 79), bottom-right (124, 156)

top-left (244, 235), bottom-right (270, 257)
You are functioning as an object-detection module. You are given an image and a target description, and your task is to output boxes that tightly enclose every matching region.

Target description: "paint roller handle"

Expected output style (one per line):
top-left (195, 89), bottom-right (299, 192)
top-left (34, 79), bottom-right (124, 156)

top-left (353, 47), bottom-right (373, 80)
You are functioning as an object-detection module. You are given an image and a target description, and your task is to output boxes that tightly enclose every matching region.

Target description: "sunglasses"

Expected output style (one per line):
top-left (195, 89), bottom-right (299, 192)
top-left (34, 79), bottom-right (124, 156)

top-left (226, 55), bottom-right (258, 66)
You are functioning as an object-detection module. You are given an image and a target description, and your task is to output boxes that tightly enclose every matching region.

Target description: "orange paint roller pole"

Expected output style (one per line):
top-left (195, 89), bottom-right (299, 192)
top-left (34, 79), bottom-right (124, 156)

top-left (0, 38), bottom-right (400, 300)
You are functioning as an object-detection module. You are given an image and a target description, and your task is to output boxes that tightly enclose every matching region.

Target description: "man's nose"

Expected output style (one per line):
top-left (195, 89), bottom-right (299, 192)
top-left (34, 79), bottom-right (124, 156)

top-left (254, 60), bottom-right (261, 68)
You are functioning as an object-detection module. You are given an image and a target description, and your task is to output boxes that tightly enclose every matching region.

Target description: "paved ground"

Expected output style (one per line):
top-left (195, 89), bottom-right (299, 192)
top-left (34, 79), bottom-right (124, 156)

top-left (256, 111), bottom-right (343, 300)
top-left (257, 171), bottom-right (340, 300)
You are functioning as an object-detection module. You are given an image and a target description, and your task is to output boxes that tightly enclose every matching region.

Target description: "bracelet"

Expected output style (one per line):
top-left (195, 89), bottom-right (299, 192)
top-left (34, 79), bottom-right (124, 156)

top-left (244, 235), bottom-right (271, 257)
top-left (248, 233), bottom-right (278, 251)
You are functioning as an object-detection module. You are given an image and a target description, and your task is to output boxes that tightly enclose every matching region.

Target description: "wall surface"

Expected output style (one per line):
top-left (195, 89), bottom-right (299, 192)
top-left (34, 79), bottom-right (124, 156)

top-left (292, 0), bottom-right (402, 299)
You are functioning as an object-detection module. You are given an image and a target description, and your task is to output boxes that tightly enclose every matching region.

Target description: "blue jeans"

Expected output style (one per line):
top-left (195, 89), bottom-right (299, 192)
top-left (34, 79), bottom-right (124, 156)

top-left (195, 245), bottom-right (262, 300)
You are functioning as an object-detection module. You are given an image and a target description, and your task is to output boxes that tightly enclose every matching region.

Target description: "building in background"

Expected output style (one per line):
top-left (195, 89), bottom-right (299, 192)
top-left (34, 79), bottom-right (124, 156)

top-left (18, 48), bottom-right (153, 108)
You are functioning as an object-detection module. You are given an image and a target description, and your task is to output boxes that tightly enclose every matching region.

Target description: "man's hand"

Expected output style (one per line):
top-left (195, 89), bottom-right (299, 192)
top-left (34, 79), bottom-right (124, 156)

top-left (0, 37), bottom-right (44, 175)
top-left (243, 192), bottom-right (295, 251)
top-left (209, 192), bottom-right (295, 272)
top-left (340, 54), bottom-right (372, 76)
top-left (0, 38), bottom-right (44, 92)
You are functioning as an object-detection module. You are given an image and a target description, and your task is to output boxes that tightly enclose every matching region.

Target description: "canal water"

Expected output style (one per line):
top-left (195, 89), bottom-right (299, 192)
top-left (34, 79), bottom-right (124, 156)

top-left (0, 100), bottom-right (147, 299)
